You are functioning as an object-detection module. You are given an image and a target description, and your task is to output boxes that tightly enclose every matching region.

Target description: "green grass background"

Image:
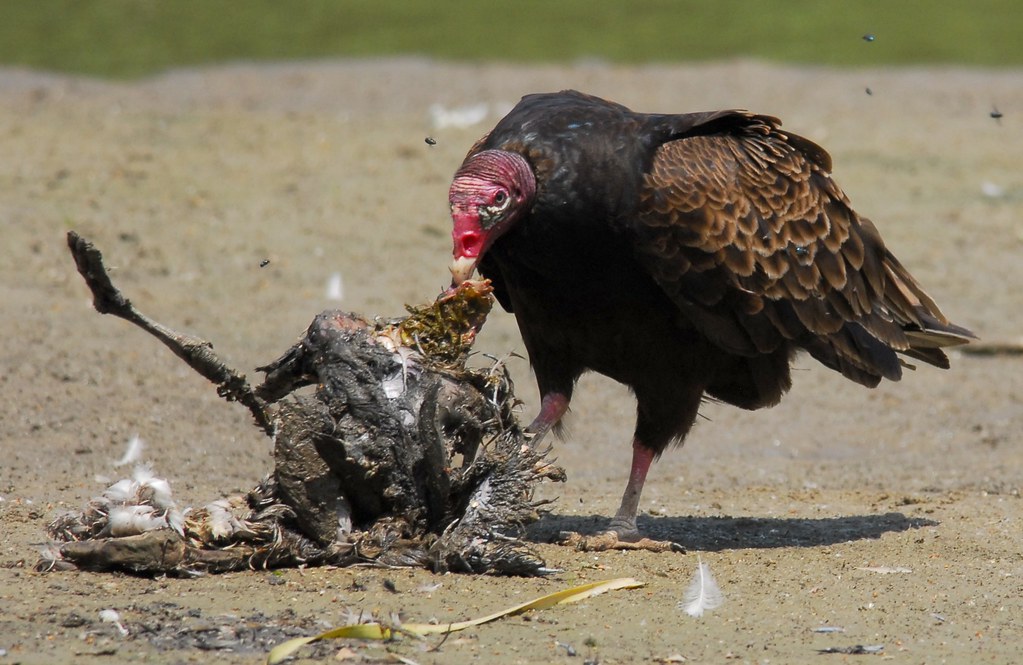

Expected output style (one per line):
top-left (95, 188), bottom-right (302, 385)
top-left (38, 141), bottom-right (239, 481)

top-left (3, 0), bottom-right (1021, 79)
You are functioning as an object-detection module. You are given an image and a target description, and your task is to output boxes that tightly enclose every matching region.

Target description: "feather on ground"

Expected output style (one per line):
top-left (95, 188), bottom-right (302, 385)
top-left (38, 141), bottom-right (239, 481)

top-left (679, 556), bottom-right (725, 617)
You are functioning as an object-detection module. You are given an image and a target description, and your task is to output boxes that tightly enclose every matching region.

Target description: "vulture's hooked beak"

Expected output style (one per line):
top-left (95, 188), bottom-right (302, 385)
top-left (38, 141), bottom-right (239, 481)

top-left (449, 255), bottom-right (477, 287)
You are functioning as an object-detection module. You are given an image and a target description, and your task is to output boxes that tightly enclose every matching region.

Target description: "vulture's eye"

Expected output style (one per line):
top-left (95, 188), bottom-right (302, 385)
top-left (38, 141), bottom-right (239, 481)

top-left (494, 190), bottom-right (508, 206)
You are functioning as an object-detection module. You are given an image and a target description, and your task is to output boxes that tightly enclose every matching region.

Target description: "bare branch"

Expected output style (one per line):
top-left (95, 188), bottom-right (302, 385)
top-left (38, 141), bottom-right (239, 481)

top-left (66, 231), bottom-right (273, 435)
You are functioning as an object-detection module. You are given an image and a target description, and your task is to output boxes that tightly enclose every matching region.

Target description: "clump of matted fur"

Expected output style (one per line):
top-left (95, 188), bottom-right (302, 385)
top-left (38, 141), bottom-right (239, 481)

top-left (42, 234), bottom-right (564, 577)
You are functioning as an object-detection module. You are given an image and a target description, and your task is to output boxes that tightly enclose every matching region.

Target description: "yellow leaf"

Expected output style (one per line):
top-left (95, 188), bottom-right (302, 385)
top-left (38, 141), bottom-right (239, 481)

top-left (267, 577), bottom-right (643, 664)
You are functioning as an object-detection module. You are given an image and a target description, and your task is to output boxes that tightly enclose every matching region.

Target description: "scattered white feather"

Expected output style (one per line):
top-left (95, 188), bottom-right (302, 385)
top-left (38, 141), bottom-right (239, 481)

top-left (99, 609), bottom-right (129, 636)
top-left (102, 505), bottom-right (164, 537)
top-left (133, 465), bottom-right (175, 509)
top-left (204, 498), bottom-right (256, 541)
top-left (146, 478), bottom-right (175, 509)
top-left (981, 181), bottom-right (1004, 198)
top-left (96, 467), bottom-right (182, 537)
top-left (132, 464), bottom-right (155, 483)
top-left (113, 433), bottom-right (145, 467)
top-left (429, 102), bottom-right (489, 129)
top-left (102, 478), bottom-right (136, 504)
top-left (206, 499), bottom-right (237, 540)
top-left (336, 494), bottom-right (353, 538)
top-left (381, 373), bottom-right (406, 399)
top-left (99, 465), bottom-right (177, 511)
top-left (679, 556), bottom-right (724, 617)
top-left (165, 508), bottom-right (186, 536)
top-left (326, 272), bottom-right (344, 301)
top-left (375, 332), bottom-right (422, 400)
top-left (381, 362), bottom-right (420, 400)
top-left (98, 609), bottom-right (120, 622)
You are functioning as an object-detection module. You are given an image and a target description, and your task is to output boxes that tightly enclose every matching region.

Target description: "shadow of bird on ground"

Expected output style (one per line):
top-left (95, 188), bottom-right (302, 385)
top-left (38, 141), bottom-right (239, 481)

top-left (529, 512), bottom-right (936, 551)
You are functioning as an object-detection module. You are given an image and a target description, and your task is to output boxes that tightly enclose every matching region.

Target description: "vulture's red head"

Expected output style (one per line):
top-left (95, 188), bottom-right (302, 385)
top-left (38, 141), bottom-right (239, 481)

top-left (448, 150), bottom-right (536, 285)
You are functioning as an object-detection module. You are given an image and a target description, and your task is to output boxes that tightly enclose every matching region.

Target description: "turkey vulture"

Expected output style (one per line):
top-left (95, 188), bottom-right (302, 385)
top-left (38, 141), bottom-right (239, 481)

top-left (447, 90), bottom-right (973, 549)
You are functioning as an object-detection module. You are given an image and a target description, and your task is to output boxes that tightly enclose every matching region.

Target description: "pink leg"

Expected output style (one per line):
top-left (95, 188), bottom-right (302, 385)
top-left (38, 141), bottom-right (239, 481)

top-left (557, 437), bottom-right (683, 552)
top-left (526, 392), bottom-right (570, 443)
top-left (608, 439), bottom-right (655, 538)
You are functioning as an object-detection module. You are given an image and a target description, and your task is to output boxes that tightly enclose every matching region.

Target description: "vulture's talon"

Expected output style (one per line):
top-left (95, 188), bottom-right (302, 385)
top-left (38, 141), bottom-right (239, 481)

top-left (558, 530), bottom-right (686, 554)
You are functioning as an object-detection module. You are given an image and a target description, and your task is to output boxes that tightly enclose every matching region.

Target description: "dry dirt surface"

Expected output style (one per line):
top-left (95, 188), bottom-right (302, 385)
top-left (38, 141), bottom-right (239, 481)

top-left (1, 59), bottom-right (1022, 664)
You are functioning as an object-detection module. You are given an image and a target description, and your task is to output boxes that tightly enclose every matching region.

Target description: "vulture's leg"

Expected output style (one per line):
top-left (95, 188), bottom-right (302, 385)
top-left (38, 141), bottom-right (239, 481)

top-left (608, 439), bottom-right (656, 536)
top-left (559, 439), bottom-right (682, 553)
top-left (525, 392), bottom-right (570, 444)
top-left (559, 384), bottom-right (702, 554)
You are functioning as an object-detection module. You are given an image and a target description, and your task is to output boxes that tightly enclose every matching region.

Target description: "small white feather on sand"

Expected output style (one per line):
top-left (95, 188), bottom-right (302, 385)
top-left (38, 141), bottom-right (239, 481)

top-left (326, 272), bottom-right (344, 301)
top-left (99, 609), bottom-right (129, 636)
top-left (113, 433), bottom-right (144, 467)
top-left (679, 556), bottom-right (725, 617)
top-left (429, 102), bottom-right (489, 129)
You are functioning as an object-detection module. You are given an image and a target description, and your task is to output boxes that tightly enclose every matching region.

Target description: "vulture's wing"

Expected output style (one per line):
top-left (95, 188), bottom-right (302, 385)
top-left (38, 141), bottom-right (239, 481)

top-left (634, 113), bottom-right (972, 386)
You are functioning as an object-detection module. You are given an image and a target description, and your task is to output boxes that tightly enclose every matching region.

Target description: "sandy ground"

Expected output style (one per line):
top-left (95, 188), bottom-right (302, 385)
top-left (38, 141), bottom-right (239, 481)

top-left (1, 58), bottom-right (1022, 664)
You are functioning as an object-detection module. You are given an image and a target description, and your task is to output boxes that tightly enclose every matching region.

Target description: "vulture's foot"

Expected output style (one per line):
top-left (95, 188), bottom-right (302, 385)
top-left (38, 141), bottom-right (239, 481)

top-left (558, 530), bottom-right (685, 553)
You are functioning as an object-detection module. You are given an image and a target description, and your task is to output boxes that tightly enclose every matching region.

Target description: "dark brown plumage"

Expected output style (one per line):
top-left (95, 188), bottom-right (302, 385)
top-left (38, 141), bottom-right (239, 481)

top-left (447, 90), bottom-right (972, 544)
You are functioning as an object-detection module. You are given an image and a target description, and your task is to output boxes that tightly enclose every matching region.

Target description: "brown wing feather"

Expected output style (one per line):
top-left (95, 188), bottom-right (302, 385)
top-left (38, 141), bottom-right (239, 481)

top-left (462, 131), bottom-right (491, 162)
top-left (635, 113), bottom-right (972, 386)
